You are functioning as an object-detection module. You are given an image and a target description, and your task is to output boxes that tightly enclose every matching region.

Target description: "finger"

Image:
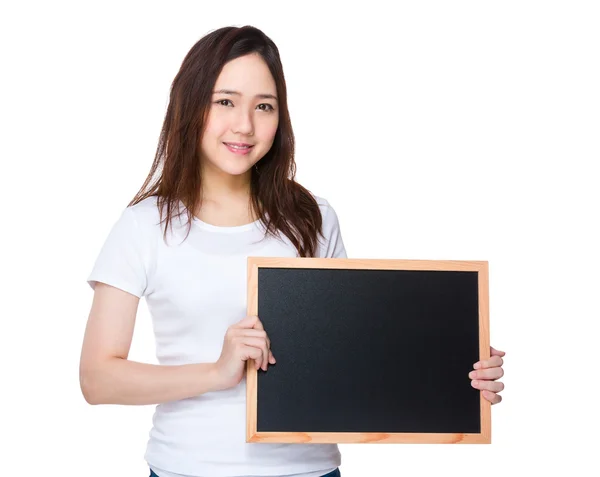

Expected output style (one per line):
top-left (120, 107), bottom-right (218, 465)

top-left (490, 346), bottom-right (506, 357)
top-left (257, 335), bottom-right (269, 371)
top-left (241, 345), bottom-right (263, 369)
top-left (469, 367), bottom-right (504, 380)
top-left (471, 379), bottom-right (504, 393)
top-left (238, 336), bottom-right (270, 371)
top-left (269, 350), bottom-right (276, 364)
top-left (237, 337), bottom-right (267, 368)
top-left (252, 317), bottom-right (265, 331)
top-left (243, 317), bottom-right (271, 369)
top-left (239, 331), bottom-right (270, 370)
top-left (231, 328), bottom-right (268, 340)
top-left (473, 355), bottom-right (503, 369)
top-left (482, 390), bottom-right (503, 405)
top-left (263, 342), bottom-right (270, 371)
top-left (232, 315), bottom-right (260, 329)
top-left (240, 344), bottom-right (263, 367)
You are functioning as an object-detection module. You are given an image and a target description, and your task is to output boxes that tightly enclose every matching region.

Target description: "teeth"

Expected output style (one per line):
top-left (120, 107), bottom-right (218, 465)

top-left (226, 143), bottom-right (250, 149)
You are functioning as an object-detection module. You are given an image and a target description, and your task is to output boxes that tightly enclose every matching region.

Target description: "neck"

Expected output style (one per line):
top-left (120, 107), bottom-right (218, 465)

top-left (200, 161), bottom-right (252, 203)
top-left (197, 162), bottom-right (257, 222)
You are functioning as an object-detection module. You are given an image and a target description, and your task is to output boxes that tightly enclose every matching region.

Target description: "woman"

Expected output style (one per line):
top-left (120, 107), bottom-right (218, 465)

top-left (80, 25), bottom-right (505, 477)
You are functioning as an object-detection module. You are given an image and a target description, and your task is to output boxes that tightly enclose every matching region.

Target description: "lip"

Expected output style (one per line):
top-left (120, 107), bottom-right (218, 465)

top-left (223, 142), bottom-right (254, 155)
top-left (223, 142), bottom-right (254, 147)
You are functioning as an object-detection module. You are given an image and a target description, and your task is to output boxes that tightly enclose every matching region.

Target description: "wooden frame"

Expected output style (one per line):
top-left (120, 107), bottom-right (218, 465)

top-left (246, 257), bottom-right (491, 444)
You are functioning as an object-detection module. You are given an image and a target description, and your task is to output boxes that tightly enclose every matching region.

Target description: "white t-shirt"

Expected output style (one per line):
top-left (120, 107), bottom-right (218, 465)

top-left (86, 194), bottom-right (347, 477)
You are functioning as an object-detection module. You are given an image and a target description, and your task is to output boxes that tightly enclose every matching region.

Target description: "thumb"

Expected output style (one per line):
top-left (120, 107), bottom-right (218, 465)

top-left (234, 315), bottom-right (259, 329)
top-left (491, 346), bottom-right (506, 357)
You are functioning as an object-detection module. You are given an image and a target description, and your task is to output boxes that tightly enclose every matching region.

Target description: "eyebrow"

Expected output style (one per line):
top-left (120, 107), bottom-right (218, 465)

top-left (213, 89), bottom-right (278, 101)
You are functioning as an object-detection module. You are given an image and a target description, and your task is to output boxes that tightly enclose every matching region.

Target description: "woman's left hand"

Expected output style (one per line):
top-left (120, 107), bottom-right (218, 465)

top-left (469, 346), bottom-right (505, 404)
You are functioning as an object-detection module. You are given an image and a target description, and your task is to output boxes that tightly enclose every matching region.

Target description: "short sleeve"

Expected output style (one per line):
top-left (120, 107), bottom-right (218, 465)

top-left (87, 207), bottom-right (148, 298)
top-left (318, 199), bottom-right (348, 259)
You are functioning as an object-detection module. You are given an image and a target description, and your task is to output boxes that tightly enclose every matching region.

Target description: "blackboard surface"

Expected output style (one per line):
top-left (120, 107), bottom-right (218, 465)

top-left (246, 258), bottom-right (491, 444)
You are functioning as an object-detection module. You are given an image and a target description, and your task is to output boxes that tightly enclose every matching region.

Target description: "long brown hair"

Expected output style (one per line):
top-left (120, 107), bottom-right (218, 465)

top-left (128, 25), bottom-right (324, 257)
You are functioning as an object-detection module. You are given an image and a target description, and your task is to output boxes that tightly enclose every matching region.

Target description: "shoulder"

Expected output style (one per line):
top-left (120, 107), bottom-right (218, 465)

top-left (313, 194), bottom-right (331, 209)
top-left (125, 196), bottom-right (195, 248)
top-left (310, 193), bottom-right (339, 226)
top-left (108, 196), bottom-right (170, 249)
top-left (125, 196), bottom-right (170, 233)
top-left (309, 192), bottom-right (346, 258)
top-left (128, 195), bottom-right (160, 220)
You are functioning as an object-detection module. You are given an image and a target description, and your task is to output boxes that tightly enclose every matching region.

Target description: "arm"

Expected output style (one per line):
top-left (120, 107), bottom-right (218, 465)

top-left (79, 282), bottom-right (219, 405)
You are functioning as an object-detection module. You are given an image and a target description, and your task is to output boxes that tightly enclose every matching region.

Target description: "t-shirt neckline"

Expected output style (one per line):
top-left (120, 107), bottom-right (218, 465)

top-left (179, 200), bottom-right (262, 234)
top-left (192, 216), bottom-right (262, 233)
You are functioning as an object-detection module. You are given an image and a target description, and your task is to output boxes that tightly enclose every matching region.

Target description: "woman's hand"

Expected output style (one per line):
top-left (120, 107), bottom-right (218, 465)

top-left (212, 315), bottom-right (276, 391)
top-left (469, 346), bottom-right (505, 404)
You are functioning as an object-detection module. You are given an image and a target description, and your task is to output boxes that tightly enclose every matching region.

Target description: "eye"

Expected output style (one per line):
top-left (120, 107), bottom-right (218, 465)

top-left (258, 103), bottom-right (275, 112)
top-left (215, 99), bottom-right (275, 112)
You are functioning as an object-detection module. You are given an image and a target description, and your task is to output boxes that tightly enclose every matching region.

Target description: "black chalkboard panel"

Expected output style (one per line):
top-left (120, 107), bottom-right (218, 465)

top-left (245, 258), bottom-right (491, 444)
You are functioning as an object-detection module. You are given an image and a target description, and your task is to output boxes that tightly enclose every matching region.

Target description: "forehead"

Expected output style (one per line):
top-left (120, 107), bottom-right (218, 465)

top-left (214, 54), bottom-right (276, 94)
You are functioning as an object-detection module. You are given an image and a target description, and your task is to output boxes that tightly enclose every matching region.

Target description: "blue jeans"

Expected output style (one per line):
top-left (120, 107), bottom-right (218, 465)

top-left (149, 468), bottom-right (341, 477)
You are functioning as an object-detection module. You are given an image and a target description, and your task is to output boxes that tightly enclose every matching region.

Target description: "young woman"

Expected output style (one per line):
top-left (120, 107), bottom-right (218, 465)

top-left (80, 25), bottom-right (506, 477)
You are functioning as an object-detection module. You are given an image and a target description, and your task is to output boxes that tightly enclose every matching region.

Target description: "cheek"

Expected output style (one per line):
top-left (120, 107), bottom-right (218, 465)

top-left (200, 125), bottom-right (224, 157)
top-left (260, 121), bottom-right (279, 144)
top-left (203, 110), bottom-right (228, 138)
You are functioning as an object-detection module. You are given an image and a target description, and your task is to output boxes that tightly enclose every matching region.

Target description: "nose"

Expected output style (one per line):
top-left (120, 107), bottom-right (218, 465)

top-left (232, 108), bottom-right (254, 136)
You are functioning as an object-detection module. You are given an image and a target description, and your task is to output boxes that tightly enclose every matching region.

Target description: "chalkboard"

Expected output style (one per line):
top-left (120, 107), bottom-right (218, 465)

top-left (245, 258), bottom-right (491, 444)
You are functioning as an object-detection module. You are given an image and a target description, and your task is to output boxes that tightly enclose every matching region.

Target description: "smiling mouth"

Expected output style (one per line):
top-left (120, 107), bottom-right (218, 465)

top-left (223, 142), bottom-right (254, 150)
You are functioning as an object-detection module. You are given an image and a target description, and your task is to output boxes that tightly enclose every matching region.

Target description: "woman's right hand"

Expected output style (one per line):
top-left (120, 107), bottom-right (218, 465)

top-left (212, 315), bottom-right (276, 391)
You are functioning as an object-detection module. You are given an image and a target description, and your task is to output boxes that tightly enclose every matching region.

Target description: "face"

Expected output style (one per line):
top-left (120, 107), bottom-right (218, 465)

top-left (200, 53), bottom-right (279, 177)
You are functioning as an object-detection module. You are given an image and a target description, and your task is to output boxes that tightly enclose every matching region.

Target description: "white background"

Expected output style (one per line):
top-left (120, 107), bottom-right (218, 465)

top-left (2, 1), bottom-right (599, 475)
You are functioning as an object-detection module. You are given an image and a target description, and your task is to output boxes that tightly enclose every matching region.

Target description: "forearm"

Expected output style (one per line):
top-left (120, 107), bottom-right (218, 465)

top-left (80, 358), bottom-right (219, 405)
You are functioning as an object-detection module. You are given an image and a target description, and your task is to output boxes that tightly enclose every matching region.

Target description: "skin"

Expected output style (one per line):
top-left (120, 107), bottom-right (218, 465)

top-left (80, 54), bottom-right (506, 411)
top-left (470, 346), bottom-right (505, 404)
top-left (198, 53), bottom-right (506, 405)
top-left (197, 53), bottom-right (280, 386)
top-left (196, 52), bottom-right (279, 226)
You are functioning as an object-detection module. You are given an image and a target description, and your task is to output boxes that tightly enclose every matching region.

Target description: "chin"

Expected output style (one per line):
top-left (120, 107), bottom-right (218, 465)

top-left (216, 161), bottom-right (254, 176)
